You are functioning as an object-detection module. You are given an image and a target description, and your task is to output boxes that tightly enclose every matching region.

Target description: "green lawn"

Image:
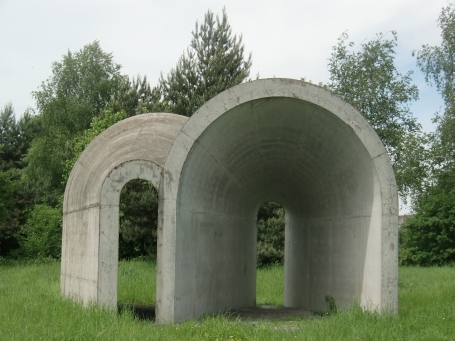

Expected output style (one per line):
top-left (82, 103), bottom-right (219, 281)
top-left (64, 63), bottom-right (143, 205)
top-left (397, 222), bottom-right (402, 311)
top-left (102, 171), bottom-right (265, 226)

top-left (0, 260), bottom-right (454, 340)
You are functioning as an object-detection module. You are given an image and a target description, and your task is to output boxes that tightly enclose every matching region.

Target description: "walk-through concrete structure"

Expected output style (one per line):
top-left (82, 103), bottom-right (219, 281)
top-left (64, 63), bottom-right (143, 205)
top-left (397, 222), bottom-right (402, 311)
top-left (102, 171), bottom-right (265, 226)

top-left (61, 79), bottom-right (398, 323)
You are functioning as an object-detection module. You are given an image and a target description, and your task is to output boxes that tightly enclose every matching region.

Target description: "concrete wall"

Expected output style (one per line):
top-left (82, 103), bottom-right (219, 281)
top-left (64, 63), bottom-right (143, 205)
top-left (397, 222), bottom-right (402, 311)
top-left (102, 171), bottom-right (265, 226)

top-left (62, 79), bottom-right (398, 324)
top-left (158, 79), bottom-right (398, 322)
top-left (61, 113), bottom-right (188, 308)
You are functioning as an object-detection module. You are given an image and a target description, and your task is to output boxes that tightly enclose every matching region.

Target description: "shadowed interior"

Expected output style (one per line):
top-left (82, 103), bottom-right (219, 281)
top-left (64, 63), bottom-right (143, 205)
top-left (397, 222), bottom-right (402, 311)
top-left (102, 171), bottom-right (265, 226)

top-left (174, 97), bottom-right (382, 318)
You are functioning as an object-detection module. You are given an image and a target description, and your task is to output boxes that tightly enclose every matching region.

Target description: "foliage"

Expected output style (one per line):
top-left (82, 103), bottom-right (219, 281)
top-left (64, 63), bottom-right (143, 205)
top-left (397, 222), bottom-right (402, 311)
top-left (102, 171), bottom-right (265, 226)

top-left (416, 3), bottom-right (455, 110)
top-left (315, 295), bottom-right (339, 316)
top-left (15, 204), bottom-right (62, 259)
top-left (0, 104), bottom-right (42, 257)
top-left (400, 186), bottom-right (455, 266)
top-left (0, 103), bottom-right (16, 172)
top-left (159, 8), bottom-right (252, 116)
top-left (119, 180), bottom-right (158, 260)
top-left (401, 3), bottom-right (455, 266)
top-left (26, 41), bottom-right (122, 201)
top-left (416, 2), bottom-right (455, 182)
top-left (62, 108), bottom-right (126, 185)
top-left (327, 31), bottom-right (423, 200)
top-left (0, 170), bottom-right (14, 226)
top-left (108, 75), bottom-right (163, 117)
top-left (0, 103), bottom-right (41, 172)
top-left (33, 41), bottom-right (122, 136)
top-left (257, 202), bottom-right (285, 267)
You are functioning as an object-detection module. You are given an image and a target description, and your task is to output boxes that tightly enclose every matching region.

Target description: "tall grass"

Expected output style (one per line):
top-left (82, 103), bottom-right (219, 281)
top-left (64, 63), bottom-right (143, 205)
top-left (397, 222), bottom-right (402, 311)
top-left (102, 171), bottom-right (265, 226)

top-left (256, 264), bottom-right (283, 306)
top-left (118, 259), bottom-right (156, 304)
top-left (1, 260), bottom-right (454, 340)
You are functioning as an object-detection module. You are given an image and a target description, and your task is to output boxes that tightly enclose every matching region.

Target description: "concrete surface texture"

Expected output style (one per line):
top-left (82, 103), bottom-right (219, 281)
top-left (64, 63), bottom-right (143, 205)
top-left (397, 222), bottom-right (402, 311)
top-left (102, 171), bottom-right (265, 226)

top-left (61, 79), bottom-right (398, 324)
top-left (61, 113), bottom-right (188, 308)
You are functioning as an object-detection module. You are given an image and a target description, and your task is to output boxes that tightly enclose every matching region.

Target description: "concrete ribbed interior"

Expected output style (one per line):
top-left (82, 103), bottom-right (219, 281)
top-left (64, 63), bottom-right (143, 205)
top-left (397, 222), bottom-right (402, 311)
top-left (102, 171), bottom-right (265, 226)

top-left (174, 97), bottom-right (382, 316)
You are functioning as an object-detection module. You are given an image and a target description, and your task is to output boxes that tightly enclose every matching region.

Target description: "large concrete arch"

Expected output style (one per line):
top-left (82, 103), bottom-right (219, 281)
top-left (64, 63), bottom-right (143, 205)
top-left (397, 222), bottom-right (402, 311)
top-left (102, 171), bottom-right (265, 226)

top-left (62, 79), bottom-right (398, 324)
top-left (157, 79), bottom-right (398, 323)
top-left (61, 113), bottom-right (188, 308)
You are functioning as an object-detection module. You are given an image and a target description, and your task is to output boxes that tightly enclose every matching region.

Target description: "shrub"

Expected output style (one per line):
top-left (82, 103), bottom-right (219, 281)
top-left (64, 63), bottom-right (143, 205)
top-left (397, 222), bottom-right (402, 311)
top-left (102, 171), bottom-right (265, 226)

top-left (17, 204), bottom-right (62, 259)
top-left (399, 185), bottom-right (455, 266)
top-left (257, 202), bottom-right (285, 267)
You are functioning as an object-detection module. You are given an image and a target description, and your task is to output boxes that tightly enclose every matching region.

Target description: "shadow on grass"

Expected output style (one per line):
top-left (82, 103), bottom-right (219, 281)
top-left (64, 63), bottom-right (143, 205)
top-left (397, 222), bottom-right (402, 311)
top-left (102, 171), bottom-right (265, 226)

top-left (229, 305), bottom-right (315, 322)
top-left (117, 304), bottom-right (319, 323)
top-left (118, 304), bottom-right (156, 321)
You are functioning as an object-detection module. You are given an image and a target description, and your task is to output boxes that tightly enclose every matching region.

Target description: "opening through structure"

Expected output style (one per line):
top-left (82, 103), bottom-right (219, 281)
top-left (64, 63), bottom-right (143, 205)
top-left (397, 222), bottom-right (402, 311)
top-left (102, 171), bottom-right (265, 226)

top-left (256, 201), bottom-right (285, 307)
top-left (117, 179), bottom-right (158, 310)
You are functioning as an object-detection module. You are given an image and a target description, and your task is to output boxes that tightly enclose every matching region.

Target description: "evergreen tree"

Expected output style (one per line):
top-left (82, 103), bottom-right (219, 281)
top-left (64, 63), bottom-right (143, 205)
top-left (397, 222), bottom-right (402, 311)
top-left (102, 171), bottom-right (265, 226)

top-left (0, 103), bottom-right (41, 257)
top-left (108, 75), bottom-right (162, 117)
top-left (160, 8), bottom-right (252, 116)
top-left (256, 202), bottom-right (285, 267)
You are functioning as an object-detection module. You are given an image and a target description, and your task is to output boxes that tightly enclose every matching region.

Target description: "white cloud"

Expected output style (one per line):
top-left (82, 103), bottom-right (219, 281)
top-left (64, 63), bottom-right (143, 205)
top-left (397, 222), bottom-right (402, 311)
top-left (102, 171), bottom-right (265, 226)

top-left (0, 0), bottom-right (447, 131)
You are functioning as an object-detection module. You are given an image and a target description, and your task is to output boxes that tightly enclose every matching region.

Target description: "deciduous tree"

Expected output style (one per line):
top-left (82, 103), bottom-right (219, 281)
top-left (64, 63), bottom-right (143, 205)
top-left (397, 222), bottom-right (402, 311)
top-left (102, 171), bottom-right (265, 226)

top-left (27, 41), bottom-right (122, 202)
top-left (327, 31), bottom-right (424, 200)
top-left (400, 3), bottom-right (455, 266)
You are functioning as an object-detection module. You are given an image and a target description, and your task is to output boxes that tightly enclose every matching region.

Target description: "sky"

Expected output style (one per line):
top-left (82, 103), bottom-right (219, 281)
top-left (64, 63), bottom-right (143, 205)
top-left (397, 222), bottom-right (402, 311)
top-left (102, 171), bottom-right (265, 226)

top-left (0, 0), bottom-right (450, 212)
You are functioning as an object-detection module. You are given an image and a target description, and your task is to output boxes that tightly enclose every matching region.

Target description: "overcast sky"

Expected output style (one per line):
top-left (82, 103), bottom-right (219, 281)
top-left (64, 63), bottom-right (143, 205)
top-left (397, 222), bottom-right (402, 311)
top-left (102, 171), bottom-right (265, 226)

top-left (1, 0), bottom-right (450, 214)
top-left (0, 0), bottom-right (449, 132)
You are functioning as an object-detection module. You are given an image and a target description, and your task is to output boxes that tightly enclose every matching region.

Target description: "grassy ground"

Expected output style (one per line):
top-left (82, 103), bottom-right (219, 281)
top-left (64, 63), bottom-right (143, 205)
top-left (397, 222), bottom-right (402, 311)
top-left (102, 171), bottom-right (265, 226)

top-left (0, 260), bottom-right (454, 340)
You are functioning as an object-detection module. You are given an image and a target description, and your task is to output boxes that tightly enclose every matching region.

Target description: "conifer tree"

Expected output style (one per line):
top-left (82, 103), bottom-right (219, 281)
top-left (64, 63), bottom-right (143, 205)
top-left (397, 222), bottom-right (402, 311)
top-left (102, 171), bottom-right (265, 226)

top-left (160, 8), bottom-right (252, 116)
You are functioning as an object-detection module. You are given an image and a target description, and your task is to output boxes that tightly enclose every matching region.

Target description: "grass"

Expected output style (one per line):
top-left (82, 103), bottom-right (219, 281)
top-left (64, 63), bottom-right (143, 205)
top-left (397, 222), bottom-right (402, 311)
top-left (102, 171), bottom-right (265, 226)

top-left (256, 264), bottom-right (284, 306)
top-left (1, 261), bottom-right (454, 340)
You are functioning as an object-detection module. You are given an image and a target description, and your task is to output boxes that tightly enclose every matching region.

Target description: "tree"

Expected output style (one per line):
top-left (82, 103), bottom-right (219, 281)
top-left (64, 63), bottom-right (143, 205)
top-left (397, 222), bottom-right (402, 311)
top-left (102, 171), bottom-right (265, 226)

top-left (16, 204), bottom-right (62, 259)
top-left (108, 75), bottom-right (163, 117)
top-left (159, 8), bottom-right (252, 117)
top-left (256, 202), bottom-right (285, 267)
top-left (26, 41), bottom-right (122, 203)
top-left (119, 179), bottom-right (158, 259)
top-left (0, 103), bottom-right (17, 172)
top-left (327, 31), bottom-right (424, 200)
top-left (400, 3), bottom-right (455, 266)
top-left (0, 169), bottom-right (14, 226)
top-left (416, 2), bottom-right (455, 179)
top-left (0, 104), bottom-right (41, 172)
top-left (62, 108), bottom-right (127, 185)
top-left (0, 103), bottom-right (42, 257)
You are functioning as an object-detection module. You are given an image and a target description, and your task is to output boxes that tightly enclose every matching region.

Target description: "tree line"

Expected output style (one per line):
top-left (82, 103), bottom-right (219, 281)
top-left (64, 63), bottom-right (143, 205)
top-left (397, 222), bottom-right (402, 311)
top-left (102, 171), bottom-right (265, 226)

top-left (1, 4), bottom-right (454, 266)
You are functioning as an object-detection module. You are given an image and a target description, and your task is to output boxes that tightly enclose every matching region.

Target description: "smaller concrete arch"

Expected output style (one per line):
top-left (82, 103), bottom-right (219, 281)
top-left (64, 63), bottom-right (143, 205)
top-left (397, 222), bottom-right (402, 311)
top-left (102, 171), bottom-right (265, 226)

top-left (61, 113), bottom-right (188, 308)
top-left (98, 160), bottom-right (162, 307)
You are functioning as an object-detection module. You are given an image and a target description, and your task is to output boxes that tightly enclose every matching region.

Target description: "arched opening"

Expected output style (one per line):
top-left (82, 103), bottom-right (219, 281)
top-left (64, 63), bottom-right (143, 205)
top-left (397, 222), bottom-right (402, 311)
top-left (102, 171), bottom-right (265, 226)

top-left (160, 79), bottom-right (398, 323)
top-left (117, 179), bottom-right (158, 309)
top-left (60, 112), bottom-right (189, 315)
top-left (60, 79), bottom-right (397, 323)
top-left (118, 179), bottom-right (158, 260)
top-left (256, 201), bottom-right (285, 307)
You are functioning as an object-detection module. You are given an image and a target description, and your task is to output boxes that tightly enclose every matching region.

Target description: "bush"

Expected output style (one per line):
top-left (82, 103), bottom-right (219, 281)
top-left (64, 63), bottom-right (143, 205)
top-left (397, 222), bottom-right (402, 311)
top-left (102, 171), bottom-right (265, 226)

top-left (17, 204), bottom-right (62, 259)
top-left (257, 202), bottom-right (285, 267)
top-left (119, 180), bottom-right (158, 260)
top-left (400, 185), bottom-right (455, 266)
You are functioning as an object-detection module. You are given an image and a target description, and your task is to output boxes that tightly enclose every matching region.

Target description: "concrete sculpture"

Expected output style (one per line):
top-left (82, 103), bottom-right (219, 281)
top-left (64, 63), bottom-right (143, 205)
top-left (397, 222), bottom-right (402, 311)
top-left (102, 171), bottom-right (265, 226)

top-left (61, 78), bottom-right (398, 323)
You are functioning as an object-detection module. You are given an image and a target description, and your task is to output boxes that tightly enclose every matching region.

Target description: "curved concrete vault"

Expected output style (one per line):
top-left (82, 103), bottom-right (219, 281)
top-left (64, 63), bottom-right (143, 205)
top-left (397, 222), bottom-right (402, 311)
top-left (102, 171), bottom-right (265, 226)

top-left (62, 79), bottom-right (398, 324)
